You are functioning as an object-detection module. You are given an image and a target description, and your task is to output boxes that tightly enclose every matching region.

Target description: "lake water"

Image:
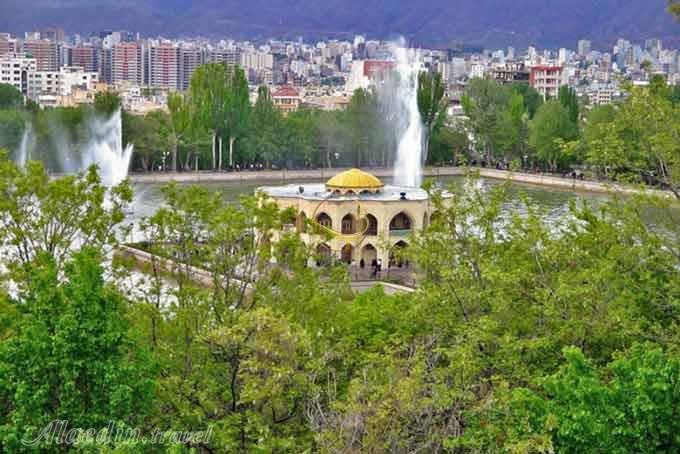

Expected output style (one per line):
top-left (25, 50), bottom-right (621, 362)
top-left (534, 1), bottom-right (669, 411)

top-left (128, 176), bottom-right (612, 224)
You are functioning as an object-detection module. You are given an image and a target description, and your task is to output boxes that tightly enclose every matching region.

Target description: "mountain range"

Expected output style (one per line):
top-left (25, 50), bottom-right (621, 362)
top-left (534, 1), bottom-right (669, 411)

top-left (1, 0), bottom-right (678, 49)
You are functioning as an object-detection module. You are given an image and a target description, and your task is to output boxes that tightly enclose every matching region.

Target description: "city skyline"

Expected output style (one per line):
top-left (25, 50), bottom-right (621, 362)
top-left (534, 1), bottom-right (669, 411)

top-left (2, 0), bottom-right (678, 50)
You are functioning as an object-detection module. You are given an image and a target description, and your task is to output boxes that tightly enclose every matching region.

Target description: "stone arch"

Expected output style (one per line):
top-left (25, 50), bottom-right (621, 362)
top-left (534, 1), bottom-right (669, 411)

top-left (389, 211), bottom-right (413, 233)
top-left (389, 240), bottom-right (409, 268)
top-left (363, 213), bottom-right (378, 236)
top-left (316, 212), bottom-right (332, 229)
top-left (341, 213), bottom-right (357, 235)
top-left (341, 243), bottom-right (354, 264)
top-left (361, 243), bottom-right (378, 266)
top-left (315, 243), bottom-right (332, 266)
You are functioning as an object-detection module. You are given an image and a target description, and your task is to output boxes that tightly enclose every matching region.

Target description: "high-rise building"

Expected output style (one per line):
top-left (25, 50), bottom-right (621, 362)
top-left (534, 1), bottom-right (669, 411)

top-left (578, 39), bottom-right (592, 57)
top-left (22, 39), bottom-right (59, 71)
top-left (147, 43), bottom-right (180, 90)
top-left (71, 44), bottom-right (99, 73)
top-left (180, 47), bottom-right (204, 90)
top-left (111, 42), bottom-right (144, 86)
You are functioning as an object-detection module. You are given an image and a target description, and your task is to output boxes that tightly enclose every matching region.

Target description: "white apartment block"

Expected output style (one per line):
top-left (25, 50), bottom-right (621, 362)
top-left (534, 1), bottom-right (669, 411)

top-left (0, 53), bottom-right (37, 96)
top-left (240, 51), bottom-right (274, 72)
top-left (27, 66), bottom-right (98, 101)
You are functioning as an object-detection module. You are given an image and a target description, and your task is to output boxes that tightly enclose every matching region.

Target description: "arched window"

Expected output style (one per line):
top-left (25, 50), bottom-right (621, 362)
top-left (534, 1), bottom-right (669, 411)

top-left (316, 212), bottom-right (332, 229)
top-left (361, 244), bottom-right (378, 266)
top-left (389, 212), bottom-right (412, 232)
top-left (364, 214), bottom-right (378, 236)
top-left (341, 214), bottom-right (356, 235)
top-left (316, 243), bottom-right (332, 266)
top-left (389, 240), bottom-right (409, 268)
top-left (341, 244), bottom-right (353, 264)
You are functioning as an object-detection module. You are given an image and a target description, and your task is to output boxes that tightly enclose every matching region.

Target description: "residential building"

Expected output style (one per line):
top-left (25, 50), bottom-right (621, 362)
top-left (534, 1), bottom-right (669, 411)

top-left (0, 53), bottom-right (37, 95)
top-left (71, 44), bottom-right (99, 73)
top-left (491, 62), bottom-right (530, 85)
top-left (22, 39), bottom-right (59, 71)
top-left (272, 85), bottom-right (301, 114)
top-left (28, 66), bottom-right (99, 102)
top-left (180, 47), bottom-right (204, 90)
top-left (147, 43), bottom-right (180, 90)
top-left (0, 33), bottom-right (19, 56)
top-left (111, 42), bottom-right (144, 86)
top-left (530, 65), bottom-right (564, 99)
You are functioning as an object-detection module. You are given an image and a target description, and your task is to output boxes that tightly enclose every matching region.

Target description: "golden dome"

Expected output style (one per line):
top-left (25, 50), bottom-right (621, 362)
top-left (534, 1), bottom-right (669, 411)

top-left (326, 168), bottom-right (384, 194)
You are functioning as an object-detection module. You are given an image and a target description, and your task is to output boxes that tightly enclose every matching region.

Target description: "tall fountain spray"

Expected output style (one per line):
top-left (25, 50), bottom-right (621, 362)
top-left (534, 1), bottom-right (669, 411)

top-left (81, 109), bottom-right (134, 187)
top-left (14, 109), bottom-right (133, 187)
top-left (16, 122), bottom-right (35, 167)
top-left (392, 45), bottom-right (424, 188)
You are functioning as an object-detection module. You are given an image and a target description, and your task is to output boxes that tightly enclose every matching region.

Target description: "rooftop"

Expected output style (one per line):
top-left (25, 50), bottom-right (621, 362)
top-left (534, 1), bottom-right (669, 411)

top-left (260, 183), bottom-right (430, 202)
top-left (325, 168), bottom-right (384, 194)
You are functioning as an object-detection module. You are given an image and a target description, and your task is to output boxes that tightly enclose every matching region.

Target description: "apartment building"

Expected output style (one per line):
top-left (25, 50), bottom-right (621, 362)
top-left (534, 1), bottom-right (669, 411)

top-left (111, 42), bottom-right (144, 86)
top-left (28, 66), bottom-right (99, 101)
top-left (147, 43), bottom-right (180, 90)
top-left (0, 53), bottom-right (37, 95)
top-left (180, 47), bottom-right (204, 90)
top-left (22, 39), bottom-right (59, 71)
top-left (530, 65), bottom-right (564, 99)
top-left (71, 44), bottom-right (99, 73)
top-left (0, 33), bottom-right (19, 56)
top-left (272, 85), bottom-right (301, 114)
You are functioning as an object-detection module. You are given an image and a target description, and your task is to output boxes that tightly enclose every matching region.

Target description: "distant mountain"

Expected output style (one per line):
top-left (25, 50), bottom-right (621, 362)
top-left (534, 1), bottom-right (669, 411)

top-left (1, 0), bottom-right (678, 49)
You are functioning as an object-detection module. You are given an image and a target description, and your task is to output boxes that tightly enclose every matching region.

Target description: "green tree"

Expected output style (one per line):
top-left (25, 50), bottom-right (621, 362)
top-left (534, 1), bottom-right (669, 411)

top-left (0, 158), bottom-right (132, 277)
top-left (529, 100), bottom-right (578, 171)
top-left (317, 110), bottom-right (347, 169)
top-left (461, 78), bottom-right (510, 161)
top-left (190, 63), bottom-right (231, 170)
top-left (93, 91), bottom-right (122, 117)
top-left (511, 82), bottom-right (543, 118)
top-left (585, 84), bottom-right (680, 198)
top-left (558, 85), bottom-right (580, 124)
top-left (244, 86), bottom-right (283, 167)
top-left (428, 124), bottom-right (469, 165)
top-left (0, 83), bottom-right (24, 110)
top-left (417, 71), bottom-right (448, 161)
top-left (166, 91), bottom-right (194, 172)
top-left (0, 110), bottom-right (26, 154)
top-left (0, 249), bottom-right (156, 452)
top-left (500, 345), bottom-right (680, 453)
top-left (494, 91), bottom-right (528, 161)
top-left (223, 65), bottom-right (250, 168)
top-left (345, 88), bottom-right (377, 167)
